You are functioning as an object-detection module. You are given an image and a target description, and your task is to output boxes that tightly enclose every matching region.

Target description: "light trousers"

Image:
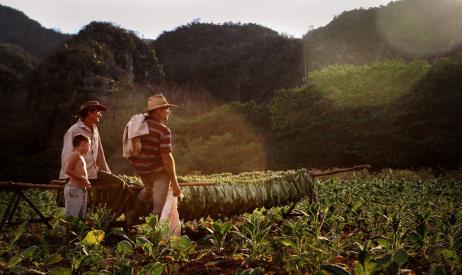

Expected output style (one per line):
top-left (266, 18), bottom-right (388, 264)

top-left (139, 172), bottom-right (170, 218)
top-left (64, 185), bottom-right (88, 219)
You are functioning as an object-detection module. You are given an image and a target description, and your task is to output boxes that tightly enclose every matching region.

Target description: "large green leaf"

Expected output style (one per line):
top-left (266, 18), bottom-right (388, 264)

top-left (45, 253), bottom-right (63, 266)
top-left (171, 235), bottom-right (194, 254)
top-left (392, 248), bottom-right (408, 267)
top-left (5, 255), bottom-right (23, 269)
top-left (116, 240), bottom-right (133, 256)
top-left (20, 245), bottom-right (37, 259)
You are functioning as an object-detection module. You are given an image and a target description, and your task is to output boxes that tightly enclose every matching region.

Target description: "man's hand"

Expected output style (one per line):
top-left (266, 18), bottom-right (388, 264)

top-left (85, 179), bottom-right (92, 190)
top-left (171, 182), bottom-right (182, 197)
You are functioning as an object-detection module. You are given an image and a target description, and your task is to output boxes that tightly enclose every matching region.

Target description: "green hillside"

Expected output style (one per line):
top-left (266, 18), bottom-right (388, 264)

top-left (271, 58), bottom-right (462, 169)
top-left (303, 0), bottom-right (462, 71)
top-left (308, 60), bottom-right (429, 107)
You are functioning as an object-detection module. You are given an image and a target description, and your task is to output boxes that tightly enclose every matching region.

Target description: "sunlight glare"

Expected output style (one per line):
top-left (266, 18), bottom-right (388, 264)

top-left (376, 0), bottom-right (462, 56)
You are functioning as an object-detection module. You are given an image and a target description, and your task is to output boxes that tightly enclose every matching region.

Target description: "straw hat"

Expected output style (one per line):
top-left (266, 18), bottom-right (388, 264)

top-left (146, 94), bottom-right (177, 112)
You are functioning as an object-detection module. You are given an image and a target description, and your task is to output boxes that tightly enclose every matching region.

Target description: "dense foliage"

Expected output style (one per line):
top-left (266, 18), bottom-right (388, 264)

top-left (0, 170), bottom-right (460, 273)
top-left (152, 22), bottom-right (304, 102)
top-left (25, 21), bottom-right (165, 140)
top-left (0, 44), bottom-right (37, 76)
top-left (270, 59), bottom-right (462, 170)
top-left (303, 0), bottom-right (462, 71)
top-left (171, 102), bottom-right (271, 175)
top-left (391, 57), bottom-right (462, 167)
top-left (177, 169), bottom-right (314, 221)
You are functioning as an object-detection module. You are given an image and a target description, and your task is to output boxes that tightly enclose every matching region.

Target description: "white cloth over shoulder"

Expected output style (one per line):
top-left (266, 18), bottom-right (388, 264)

top-left (160, 189), bottom-right (181, 237)
top-left (122, 114), bottom-right (149, 158)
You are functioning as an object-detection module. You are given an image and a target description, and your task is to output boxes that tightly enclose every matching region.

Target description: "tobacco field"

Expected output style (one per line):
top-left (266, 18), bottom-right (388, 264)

top-left (0, 169), bottom-right (461, 274)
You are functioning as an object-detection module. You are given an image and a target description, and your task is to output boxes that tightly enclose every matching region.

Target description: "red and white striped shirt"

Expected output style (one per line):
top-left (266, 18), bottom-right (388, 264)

top-left (129, 117), bottom-right (172, 176)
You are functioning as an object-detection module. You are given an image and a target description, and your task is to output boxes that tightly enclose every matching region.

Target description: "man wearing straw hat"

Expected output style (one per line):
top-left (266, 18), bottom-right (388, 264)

top-left (128, 94), bottom-right (182, 221)
top-left (59, 100), bottom-right (126, 211)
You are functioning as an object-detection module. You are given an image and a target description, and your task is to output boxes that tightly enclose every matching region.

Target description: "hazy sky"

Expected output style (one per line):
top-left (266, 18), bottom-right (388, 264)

top-left (1, 0), bottom-right (393, 39)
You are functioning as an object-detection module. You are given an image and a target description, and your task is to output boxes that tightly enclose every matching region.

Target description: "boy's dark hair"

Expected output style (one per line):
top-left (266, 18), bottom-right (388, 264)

top-left (72, 135), bottom-right (89, 148)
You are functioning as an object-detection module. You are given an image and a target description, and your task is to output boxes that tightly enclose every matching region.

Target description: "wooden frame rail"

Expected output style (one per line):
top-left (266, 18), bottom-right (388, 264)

top-left (0, 181), bottom-right (215, 232)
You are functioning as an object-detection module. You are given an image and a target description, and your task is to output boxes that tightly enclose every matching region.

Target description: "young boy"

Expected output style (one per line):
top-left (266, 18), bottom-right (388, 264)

top-left (64, 134), bottom-right (92, 219)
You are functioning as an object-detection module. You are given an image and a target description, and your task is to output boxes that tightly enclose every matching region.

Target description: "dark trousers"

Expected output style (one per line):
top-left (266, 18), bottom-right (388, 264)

top-left (89, 170), bottom-right (127, 213)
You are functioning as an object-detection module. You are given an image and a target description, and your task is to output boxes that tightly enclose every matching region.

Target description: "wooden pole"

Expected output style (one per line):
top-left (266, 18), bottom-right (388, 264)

top-left (0, 181), bottom-right (216, 191)
top-left (309, 164), bottom-right (371, 178)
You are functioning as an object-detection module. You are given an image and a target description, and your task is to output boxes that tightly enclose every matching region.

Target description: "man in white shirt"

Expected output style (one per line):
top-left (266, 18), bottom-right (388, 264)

top-left (60, 100), bottom-right (126, 213)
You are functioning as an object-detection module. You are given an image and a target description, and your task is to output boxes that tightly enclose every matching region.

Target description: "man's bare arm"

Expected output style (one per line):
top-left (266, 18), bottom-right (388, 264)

top-left (96, 138), bottom-right (111, 173)
top-left (161, 152), bottom-right (181, 196)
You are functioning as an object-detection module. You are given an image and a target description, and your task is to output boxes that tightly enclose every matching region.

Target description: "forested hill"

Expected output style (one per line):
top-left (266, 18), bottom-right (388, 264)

top-left (152, 22), bottom-right (304, 102)
top-left (0, 4), bottom-right (69, 59)
top-left (27, 21), bottom-right (165, 143)
top-left (303, 0), bottom-right (462, 71)
top-left (0, 22), bottom-right (166, 181)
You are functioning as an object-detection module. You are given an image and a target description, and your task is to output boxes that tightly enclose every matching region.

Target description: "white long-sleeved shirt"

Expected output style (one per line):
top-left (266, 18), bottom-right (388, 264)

top-left (59, 119), bottom-right (110, 179)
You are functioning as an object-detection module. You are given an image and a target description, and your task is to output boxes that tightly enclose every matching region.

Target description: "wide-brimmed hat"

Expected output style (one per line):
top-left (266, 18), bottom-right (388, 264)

top-left (145, 94), bottom-right (177, 112)
top-left (77, 100), bottom-right (107, 116)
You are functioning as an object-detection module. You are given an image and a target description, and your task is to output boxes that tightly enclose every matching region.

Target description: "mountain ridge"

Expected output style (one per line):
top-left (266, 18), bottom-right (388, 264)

top-left (0, 4), bottom-right (70, 59)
